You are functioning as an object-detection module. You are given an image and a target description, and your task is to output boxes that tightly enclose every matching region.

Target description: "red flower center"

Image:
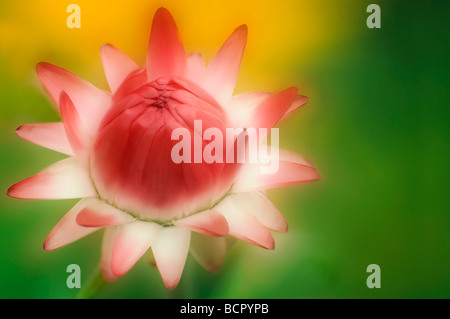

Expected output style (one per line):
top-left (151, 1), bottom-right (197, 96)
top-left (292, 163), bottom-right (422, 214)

top-left (91, 72), bottom-right (239, 220)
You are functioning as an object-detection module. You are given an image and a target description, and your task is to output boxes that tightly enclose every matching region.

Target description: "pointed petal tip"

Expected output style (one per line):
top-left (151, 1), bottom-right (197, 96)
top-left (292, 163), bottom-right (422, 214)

top-left (259, 234), bottom-right (275, 250)
top-left (35, 61), bottom-right (47, 72)
top-left (36, 62), bottom-right (57, 77)
top-left (299, 94), bottom-right (309, 103)
top-left (14, 125), bottom-right (24, 135)
top-left (6, 179), bottom-right (33, 200)
top-left (236, 24), bottom-right (248, 35)
top-left (43, 236), bottom-right (57, 252)
top-left (309, 168), bottom-right (322, 181)
top-left (155, 7), bottom-right (171, 15)
top-left (6, 184), bottom-right (16, 198)
top-left (166, 283), bottom-right (178, 290)
top-left (241, 234), bottom-right (275, 250)
top-left (101, 270), bottom-right (117, 283)
top-left (100, 43), bottom-right (113, 50)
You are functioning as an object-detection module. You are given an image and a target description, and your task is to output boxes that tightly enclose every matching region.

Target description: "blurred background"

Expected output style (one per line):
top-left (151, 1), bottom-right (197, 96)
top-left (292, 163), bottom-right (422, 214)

top-left (0, 0), bottom-right (449, 298)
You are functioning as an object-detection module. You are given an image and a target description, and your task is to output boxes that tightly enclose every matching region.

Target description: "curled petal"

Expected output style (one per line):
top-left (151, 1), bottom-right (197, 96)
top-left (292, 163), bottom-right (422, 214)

top-left (100, 44), bottom-right (138, 93)
top-left (7, 157), bottom-right (95, 200)
top-left (147, 7), bottom-right (186, 81)
top-left (190, 232), bottom-right (226, 272)
top-left (36, 62), bottom-right (111, 134)
top-left (228, 92), bottom-right (308, 127)
top-left (203, 25), bottom-right (247, 107)
top-left (101, 227), bottom-right (117, 282)
top-left (111, 221), bottom-right (161, 277)
top-left (15, 123), bottom-right (73, 155)
top-left (250, 87), bottom-right (298, 141)
top-left (43, 199), bottom-right (100, 251)
top-left (76, 199), bottom-right (135, 227)
top-left (60, 92), bottom-right (90, 165)
top-left (174, 210), bottom-right (229, 236)
top-left (215, 195), bottom-right (274, 250)
top-left (232, 149), bottom-right (320, 193)
top-left (237, 192), bottom-right (287, 233)
top-left (281, 95), bottom-right (309, 120)
top-left (152, 227), bottom-right (191, 290)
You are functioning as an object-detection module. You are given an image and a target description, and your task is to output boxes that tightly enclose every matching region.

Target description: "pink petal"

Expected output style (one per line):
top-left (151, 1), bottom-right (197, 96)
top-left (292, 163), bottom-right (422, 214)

top-left (36, 62), bottom-right (111, 134)
top-left (113, 68), bottom-right (147, 101)
top-left (280, 95), bottom-right (309, 120)
top-left (15, 123), bottom-right (73, 155)
top-left (43, 199), bottom-right (100, 251)
top-left (76, 199), bottom-right (135, 227)
top-left (111, 221), bottom-right (161, 277)
top-left (152, 227), bottom-right (191, 290)
top-left (228, 92), bottom-right (308, 127)
top-left (232, 147), bottom-right (320, 193)
top-left (101, 227), bottom-right (117, 282)
top-left (146, 8), bottom-right (186, 81)
top-left (250, 87), bottom-right (298, 141)
top-left (202, 25), bottom-right (247, 107)
top-left (233, 160), bottom-right (320, 193)
top-left (185, 52), bottom-right (205, 86)
top-left (59, 92), bottom-right (90, 165)
top-left (190, 232), bottom-right (226, 272)
top-left (7, 157), bottom-right (96, 200)
top-left (215, 196), bottom-right (274, 250)
top-left (227, 92), bottom-right (269, 127)
top-left (238, 192), bottom-right (288, 233)
top-left (174, 210), bottom-right (229, 236)
top-left (278, 148), bottom-right (315, 167)
top-left (100, 44), bottom-right (138, 93)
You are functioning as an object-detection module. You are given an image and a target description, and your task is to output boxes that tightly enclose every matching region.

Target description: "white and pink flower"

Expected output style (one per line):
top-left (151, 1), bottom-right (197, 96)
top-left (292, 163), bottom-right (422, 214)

top-left (8, 8), bottom-right (319, 289)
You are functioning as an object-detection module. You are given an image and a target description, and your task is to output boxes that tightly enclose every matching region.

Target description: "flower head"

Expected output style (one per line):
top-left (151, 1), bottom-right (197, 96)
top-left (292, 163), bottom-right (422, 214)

top-left (8, 8), bottom-right (319, 289)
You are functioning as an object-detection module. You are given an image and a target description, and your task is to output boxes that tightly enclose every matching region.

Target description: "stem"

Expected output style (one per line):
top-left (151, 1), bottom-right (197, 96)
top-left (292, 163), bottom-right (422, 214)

top-left (76, 265), bottom-right (109, 299)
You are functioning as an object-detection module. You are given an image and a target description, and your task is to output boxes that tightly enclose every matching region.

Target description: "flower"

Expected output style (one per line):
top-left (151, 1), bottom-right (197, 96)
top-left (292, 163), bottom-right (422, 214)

top-left (7, 8), bottom-right (319, 290)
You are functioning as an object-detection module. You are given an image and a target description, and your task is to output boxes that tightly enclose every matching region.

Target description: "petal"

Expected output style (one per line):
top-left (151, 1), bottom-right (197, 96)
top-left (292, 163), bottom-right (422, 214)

top-left (238, 192), bottom-right (287, 233)
top-left (215, 195), bottom-right (274, 250)
top-left (278, 148), bottom-right (315, 167)
top-left (76, 199), bottom-right (135, 227)
top-left (228, 92), bottom-right (308, 127)
top-left (101, 227), bottom-right (117, 282)
top-left (227, 92), bottom-right (269, 127)
top-left (36, 62), bottom-right (111, 134)
top-left (152, 227), bottom-right (191, 290)
top-left (232, 148), bottom-right (320, 193)
top-left (184, 52), bottom-right (205, 86)
top-left (146, 8), bottom-right (186, 81)
top-left (59, 92), bottom-right (90, 164)
top-left (15, 123), bottom-right (73, 155)
top-left (280, 95), bottom-right (309, 120)
top-left (111, 221), bottom-right (161, 277)
top-left (113, 68), bottom-right (147, 101)
top-left (100, 44), bottom-right (138, 93)
top-left (174, 210), bottom-right (229, 236)
top-left (250, 87), bottom-right (298, 141)
top-left (190, 232), bottom-right (226, 272)
top-left (7, 157), bottom-right (96, 200)
top-left (43, 199), bottom-right (100, 251)
top-left (202, 25), bottom-right (247, 107)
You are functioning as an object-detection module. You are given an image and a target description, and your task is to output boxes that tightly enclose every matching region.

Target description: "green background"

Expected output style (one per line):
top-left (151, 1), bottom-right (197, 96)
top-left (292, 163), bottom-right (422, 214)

top-left (0, 1), bottom-right (449, 298)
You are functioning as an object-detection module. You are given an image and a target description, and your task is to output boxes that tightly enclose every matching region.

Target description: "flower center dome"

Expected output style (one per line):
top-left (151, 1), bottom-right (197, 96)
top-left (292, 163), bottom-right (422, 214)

top-left (91, 71), bottom-right (238, 221)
